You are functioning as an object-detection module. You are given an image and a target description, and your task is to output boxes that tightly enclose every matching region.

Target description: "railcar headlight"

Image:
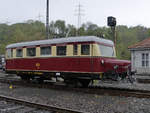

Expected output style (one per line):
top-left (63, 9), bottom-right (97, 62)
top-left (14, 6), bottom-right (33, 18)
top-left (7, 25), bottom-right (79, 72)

top-left (114, 65), bottom-right (118, 69)
top-left (101, 60), bottom-right (104, 64)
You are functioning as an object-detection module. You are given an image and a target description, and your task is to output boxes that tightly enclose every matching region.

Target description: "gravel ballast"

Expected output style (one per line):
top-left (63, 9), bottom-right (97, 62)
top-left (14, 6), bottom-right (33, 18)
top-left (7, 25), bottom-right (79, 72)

top-left (0, 82), bottom-right (150, 113)
top-left (0, 72), bottom-right (150, 113)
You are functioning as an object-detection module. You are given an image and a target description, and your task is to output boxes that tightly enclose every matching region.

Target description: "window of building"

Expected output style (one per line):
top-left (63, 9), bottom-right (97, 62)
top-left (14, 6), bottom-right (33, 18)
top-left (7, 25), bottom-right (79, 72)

top-left (40, 46), bottom-right (51, 56)
top-left (99, 45), bottom-right (114, 57)
top-left (27, 48), bottom-right (36, 57)
top-left (142, 53), bottom-right (149, 67)
top-left (81, 44), bottom-right (90, 55)
top-left (73, 45), bottom-right (78, 55)
top-left (7, 49), bottom-right (13, 58)
top-left (16, 49), bottom-right (23, 57)
top-left (57, 46), bottom-right (66, 56)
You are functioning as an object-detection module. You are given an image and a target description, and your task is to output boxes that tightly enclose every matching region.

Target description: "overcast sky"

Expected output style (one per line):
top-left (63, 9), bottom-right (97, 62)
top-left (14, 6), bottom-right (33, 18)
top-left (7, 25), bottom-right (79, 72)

top-left (0, 0), bottom-right (150, 27)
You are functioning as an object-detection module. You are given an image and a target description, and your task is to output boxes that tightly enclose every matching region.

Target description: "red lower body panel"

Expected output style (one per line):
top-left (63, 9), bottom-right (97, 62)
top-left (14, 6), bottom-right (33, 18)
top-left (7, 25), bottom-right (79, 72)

top-left (6, 57), bottom-right (130, 74)
top-left (6, 57), bottom-right (103, 73)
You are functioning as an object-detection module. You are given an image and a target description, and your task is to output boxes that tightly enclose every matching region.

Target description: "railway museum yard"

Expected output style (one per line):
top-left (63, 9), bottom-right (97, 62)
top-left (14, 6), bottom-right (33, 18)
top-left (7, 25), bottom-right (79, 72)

top-left (0, 71), bottom-right (150, 113)
top-left (2, 0), bottom-right (150, 113)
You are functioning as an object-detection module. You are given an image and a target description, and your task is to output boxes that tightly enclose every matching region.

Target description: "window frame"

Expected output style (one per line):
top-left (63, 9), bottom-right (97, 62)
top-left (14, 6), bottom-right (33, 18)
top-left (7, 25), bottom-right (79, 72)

top-left (40, 46), bottom-right (51, 56)
top-left (7, 49), bottom-right (13, 58)
top-left (99, 44), bottom-right (114, 57)
top-left (81, 44), bottom-right (90, 55)
top-left (73, 44), bottom-right (78, 55)
top-left (56, 45), bottom-right (66, 56)
top-left (16, 48), bottom-right (23, 57)
top-left (142, 53), bottom-right (149, 67)
top-left (26, 47), bottom-right (36, 57)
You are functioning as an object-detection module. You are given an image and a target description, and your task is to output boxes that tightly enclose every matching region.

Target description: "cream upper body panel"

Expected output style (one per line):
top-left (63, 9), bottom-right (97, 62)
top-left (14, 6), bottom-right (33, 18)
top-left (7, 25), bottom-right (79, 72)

top-left (6, 36), bottom-right (115, 59)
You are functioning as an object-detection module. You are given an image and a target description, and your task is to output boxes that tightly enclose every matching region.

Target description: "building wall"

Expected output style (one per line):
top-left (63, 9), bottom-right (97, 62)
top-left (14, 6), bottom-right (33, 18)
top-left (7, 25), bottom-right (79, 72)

top-left (131, 50), bottom-right (150, 75)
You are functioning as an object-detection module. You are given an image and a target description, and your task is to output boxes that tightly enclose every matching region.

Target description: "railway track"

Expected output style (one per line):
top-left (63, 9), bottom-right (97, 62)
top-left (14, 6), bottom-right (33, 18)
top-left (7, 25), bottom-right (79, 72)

top-left (137, 78), bottom-right (150, 84)
top-left (88, 86), bottom-right (150, 98)
top-left (0, 100), bottom-right (41, 113)
top-left (0, 76), bottom-right (150, 99)
top-left (0, 95), bottom-right (83, 113)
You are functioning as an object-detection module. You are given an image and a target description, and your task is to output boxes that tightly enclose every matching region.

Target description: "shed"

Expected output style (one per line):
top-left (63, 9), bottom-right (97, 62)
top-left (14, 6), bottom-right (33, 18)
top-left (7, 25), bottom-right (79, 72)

top-left (128, 37), bottom-right (150, 75)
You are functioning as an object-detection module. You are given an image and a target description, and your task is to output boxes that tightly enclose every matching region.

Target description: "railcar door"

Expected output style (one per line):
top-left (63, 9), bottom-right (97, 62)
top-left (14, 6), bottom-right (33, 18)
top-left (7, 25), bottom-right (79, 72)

top-left (80, 44), bottom-right (93, 73)
top-left (90, 44), bottom-right (94, 73)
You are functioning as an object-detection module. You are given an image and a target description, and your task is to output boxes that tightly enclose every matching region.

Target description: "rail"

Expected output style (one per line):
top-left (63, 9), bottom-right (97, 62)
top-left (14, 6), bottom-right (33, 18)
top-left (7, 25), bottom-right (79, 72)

top-left (0, 95), bottom-right (83, 113)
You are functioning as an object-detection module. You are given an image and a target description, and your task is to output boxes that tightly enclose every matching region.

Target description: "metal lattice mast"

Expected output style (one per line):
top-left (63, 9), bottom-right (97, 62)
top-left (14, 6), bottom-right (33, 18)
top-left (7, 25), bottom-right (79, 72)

top-left (38, 13), bottom-right (43, 22)
top-left (77, 3), bottom-right (81, 31)
top-left (75, 3), bottom-right (84, 36)
top-left (46, 0), bottom-right (50, 39)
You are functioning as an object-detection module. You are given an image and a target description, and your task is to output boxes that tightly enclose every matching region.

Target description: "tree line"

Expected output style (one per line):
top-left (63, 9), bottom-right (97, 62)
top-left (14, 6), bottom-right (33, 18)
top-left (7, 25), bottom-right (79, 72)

top-left (0, 19), bottom-right (150, 60)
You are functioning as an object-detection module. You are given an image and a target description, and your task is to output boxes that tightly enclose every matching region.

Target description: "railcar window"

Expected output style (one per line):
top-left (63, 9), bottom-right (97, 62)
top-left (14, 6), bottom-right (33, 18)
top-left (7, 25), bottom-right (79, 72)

top-left (81, 45), bottom-right (90, 55)
top-left (73, 45), bottom-right (78, 55)
top-left (99, 45), bottom-right (114, 57)
top-left (57, 46), bottom-right (66, 56)
top-left (16, 49), bottom-right (23, 57)
top-left (27, 48), bottom-right (36, 57)
top-left (40, 46), bottom-right (51, 56)
top-left (7, 49), bottom-right (13, 58)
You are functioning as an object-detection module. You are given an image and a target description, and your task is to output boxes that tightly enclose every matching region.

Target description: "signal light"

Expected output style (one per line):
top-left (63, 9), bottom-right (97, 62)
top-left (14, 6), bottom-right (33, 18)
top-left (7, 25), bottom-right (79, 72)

top-left (107, 16), bottom-right (116, 27)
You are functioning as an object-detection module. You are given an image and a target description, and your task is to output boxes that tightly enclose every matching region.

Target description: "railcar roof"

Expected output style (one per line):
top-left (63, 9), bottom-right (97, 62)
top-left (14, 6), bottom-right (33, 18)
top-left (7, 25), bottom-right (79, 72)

top-left (6, 36), bottom-right (114, 49)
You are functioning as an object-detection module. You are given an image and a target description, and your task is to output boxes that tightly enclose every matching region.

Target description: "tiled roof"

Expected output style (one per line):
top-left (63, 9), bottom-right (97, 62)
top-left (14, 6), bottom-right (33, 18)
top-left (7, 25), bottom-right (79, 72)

top-left (128, 37), bottom-right (150, 49)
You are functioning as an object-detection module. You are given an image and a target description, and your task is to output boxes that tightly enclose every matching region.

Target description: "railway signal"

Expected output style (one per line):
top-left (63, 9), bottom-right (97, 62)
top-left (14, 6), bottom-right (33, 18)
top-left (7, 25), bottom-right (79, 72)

top-left (107, 16), bottom-right (117, 49)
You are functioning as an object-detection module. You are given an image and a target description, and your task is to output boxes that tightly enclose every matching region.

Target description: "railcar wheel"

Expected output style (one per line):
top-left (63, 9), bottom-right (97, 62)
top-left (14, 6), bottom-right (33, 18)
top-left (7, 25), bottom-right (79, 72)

top-left (64, 79), bottom-right (76, 87)
top-left (79, 79), bottom-right (91, 88)
top-left (37, 78), bottom-right (44, 84)
top-left (20, 75), bottom-right (30, 82)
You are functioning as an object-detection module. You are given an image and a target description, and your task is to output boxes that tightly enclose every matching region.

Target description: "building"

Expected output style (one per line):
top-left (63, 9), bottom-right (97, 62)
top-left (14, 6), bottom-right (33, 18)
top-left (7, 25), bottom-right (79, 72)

top-left (128, 37), bottom-right (150, 75)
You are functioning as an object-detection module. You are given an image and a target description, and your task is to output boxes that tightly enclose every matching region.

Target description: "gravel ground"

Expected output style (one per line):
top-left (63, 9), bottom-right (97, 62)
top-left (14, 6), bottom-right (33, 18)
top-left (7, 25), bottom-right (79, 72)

top-left (0, 82), bottom-right (150, 113)
top-left (94, 80), bottom-right (150, 91)
top-left (91, 74), bottom-right (150, 91)
top-left (0, 71), bottom-right (150, 113)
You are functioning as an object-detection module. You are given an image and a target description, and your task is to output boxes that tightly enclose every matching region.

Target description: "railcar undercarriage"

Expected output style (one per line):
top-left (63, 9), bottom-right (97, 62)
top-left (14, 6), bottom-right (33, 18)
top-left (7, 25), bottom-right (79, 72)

top-left (6, 70), bottom-right (135, 88)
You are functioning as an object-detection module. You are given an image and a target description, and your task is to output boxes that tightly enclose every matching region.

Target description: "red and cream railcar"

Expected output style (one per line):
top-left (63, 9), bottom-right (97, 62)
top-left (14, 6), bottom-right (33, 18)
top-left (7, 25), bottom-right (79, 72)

top-left (5, 36), bottom-right (131, 86)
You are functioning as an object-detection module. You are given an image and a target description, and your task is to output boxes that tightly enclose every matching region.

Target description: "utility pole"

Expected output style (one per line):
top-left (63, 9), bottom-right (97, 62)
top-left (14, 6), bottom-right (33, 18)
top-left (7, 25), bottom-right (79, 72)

top-left (75, 3), bottom-right (84, 36)
top-left (46, 0), bottom-right (50, 39)
top-left (111, 26), bottom-right (116, 48)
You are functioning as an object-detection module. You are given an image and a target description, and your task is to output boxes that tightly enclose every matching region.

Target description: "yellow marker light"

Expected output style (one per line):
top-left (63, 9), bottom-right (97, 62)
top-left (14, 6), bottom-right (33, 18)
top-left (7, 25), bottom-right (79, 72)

top-left (36, 63), bottom-right (40, 69)
top-left (9, 85), bottom-right (13, 89)
top-left (36, 63), bottom-right (40, 67)
top-left (100, 73), bottom-right (103, 79)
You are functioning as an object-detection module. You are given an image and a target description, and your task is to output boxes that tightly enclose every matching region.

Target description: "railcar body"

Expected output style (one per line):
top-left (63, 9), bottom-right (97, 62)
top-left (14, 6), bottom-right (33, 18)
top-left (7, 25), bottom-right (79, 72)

top-left (5, 36), bottom-right (131, 87)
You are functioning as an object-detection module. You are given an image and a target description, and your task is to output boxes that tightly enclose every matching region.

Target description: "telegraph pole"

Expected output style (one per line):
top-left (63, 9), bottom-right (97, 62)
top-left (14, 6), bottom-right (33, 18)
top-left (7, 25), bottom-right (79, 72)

top-left (46, 0), bottom-right (50, 39)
